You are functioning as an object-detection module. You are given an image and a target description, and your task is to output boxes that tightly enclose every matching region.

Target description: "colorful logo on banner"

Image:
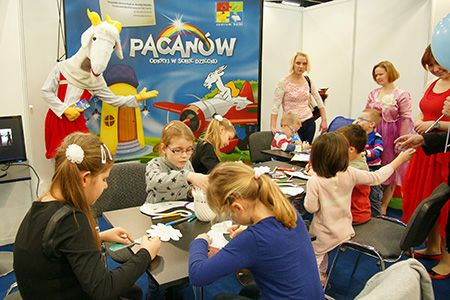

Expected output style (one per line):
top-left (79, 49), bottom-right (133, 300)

top-left (216, 2), bottom-right (244, 25)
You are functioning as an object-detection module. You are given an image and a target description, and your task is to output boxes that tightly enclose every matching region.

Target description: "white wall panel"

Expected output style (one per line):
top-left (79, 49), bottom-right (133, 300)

top-left (352, 0), bottom-right (431, 119)
top-left (260, 3), bottom-right (302, 130)
top-left (303, 0), bottom-right (355, 123)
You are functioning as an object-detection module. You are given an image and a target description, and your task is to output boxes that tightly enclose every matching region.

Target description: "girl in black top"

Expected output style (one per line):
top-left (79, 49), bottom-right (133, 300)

top-left (191, 114), bottom-right (236, 174)
top-left (14, 133), bottom-right (161, 299)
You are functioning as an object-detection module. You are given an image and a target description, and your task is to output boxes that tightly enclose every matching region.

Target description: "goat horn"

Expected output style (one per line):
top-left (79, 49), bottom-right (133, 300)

top-left (106, 15), bottom-right (122, 33)
top-left (87, 9), bottom-right (101, 26)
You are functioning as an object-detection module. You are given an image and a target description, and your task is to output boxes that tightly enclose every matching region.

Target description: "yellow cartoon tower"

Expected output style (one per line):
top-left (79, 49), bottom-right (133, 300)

top-left (100, 64), bottom-right (145, 155)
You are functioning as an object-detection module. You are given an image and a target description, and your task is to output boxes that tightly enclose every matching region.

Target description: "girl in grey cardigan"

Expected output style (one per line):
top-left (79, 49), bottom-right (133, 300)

top-left (146, 121), bottom-right (208, 203)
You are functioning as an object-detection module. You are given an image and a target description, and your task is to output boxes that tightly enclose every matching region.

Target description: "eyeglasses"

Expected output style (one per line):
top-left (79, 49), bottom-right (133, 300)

top-left (167, 146), bottom-right (194, 156)
top-left (355, 117), bottom-right (370, 123)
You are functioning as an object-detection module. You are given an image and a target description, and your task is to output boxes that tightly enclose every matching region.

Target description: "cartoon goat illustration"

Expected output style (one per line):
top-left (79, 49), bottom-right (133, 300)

top-left (203, 65), bottom-right (232, 102)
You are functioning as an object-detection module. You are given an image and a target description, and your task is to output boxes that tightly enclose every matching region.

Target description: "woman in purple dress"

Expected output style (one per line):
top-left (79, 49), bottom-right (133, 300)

top-left (365, 61), bottom-right (413, 215)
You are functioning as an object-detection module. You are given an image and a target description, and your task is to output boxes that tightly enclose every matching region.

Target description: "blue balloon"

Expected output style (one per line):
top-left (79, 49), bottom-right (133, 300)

top-left (431, 13), bottom-right (450, 70)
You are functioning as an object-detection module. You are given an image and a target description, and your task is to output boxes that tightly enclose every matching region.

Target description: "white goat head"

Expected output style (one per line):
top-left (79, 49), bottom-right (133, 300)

top-left (81, 9), bottom-right (123, 77)
top-left (203, 65), bottom-right (227, 90)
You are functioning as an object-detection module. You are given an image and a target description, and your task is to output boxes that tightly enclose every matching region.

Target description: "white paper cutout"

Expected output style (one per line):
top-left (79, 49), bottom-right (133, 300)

top-left (207, 230), bottom-right (229, 249)
top-left (146, 223), bottom-right (182, 242)
top-left (279, 186), bottom-right (305, 196)
top-left (284, 170), bottom-right (311, 180)
top-left (211, 220), bottom-right (233, 234)
top-left (140, 201), bottom-right (190, 216)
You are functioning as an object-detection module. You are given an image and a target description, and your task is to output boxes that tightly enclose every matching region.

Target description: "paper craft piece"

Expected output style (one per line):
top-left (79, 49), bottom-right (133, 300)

top-left (185, 202), bottom-right (195, 211)
top-left (192, 188), bottom-right (216, 222)
top-left (280, 186), bottom-right (305, 196)
top-left (109, 237), bottom-right (142, 252)
top-left (291, 153), bottom-right (310, 162)
top-left (207, 230), bottom-right (229, 249)
top-left (211, 220), bottom-right (233, 234)
top-left (285, 170), bottom-right (311, 180)
top-left (146, 223), bottom-right (182, 242)
top-left (140, 201), bottom-right (190, 216)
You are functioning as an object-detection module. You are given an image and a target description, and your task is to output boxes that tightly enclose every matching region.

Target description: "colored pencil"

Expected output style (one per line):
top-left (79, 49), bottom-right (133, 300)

top-left (165, 216), bottom-right (191, 226)
top-left (188, 215), bottom-right (197, 222)
top-left (152, 213), bottom-right (182, 220)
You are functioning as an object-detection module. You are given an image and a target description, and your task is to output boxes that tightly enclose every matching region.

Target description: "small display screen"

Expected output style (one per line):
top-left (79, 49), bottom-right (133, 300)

top-left (0, 115), bottom-right (27, 163)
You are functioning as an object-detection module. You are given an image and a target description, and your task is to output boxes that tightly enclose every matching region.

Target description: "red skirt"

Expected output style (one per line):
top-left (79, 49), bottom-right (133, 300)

top-left (402, 147), bottom-right (450, 238)
top-left (44, 110), bottom-right (88, 159)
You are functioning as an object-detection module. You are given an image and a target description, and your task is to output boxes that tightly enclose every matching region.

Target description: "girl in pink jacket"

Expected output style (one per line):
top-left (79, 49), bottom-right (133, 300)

top-left (305, 132), bottom-right (414, 284)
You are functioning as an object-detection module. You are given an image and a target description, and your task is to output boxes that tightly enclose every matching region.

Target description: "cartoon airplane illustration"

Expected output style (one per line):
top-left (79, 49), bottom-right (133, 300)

top-left (153, 65), bottom-right (258, 152)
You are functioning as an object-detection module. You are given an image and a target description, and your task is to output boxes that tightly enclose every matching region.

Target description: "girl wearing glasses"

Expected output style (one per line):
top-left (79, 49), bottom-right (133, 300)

top-left (191, 114), bottom-right (236, 174)
top-left (145, 121), bottom-right (209, 203)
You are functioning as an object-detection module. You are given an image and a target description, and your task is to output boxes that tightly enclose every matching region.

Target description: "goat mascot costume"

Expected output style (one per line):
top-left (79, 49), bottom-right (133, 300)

top-left (42, 9), bottom-right (158, 158)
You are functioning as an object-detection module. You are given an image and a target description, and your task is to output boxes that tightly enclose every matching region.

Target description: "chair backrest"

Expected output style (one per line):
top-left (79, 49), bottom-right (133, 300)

top-left (328, 116), bottom-right (354, 132)
top-left (248, 131), bottom-right (274, 163)
top-left (400, 182), bottom-right (450, 250)
top-left (92, 162), bottom-right (147, 216)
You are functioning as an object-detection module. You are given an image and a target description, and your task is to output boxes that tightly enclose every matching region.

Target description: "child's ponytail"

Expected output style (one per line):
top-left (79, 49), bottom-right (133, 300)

top-left (207, 162), bottom-right (297, 229)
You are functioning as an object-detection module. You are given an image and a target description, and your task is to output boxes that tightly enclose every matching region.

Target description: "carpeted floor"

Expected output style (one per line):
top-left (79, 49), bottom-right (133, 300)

top-left (1, 208), bottom-right (449, 299)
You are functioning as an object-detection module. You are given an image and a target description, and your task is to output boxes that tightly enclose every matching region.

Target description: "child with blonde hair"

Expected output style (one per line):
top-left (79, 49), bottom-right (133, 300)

top-left (145, 120), bottom-right (208, 203)
top-left (305, 132), bottom-right (414, 285)
top-left (14, 132), bottom-right (161, 299)
top-left (189, 162), bottom-right (323, 299)
top-left (191, 114), bottom-right (236, 174)
top-left (271, 112), bottom-right (310, 152)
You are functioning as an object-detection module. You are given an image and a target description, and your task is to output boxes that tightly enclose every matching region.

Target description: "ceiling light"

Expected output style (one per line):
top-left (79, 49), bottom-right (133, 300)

top-left (281, 1), bottom-right (301, 7)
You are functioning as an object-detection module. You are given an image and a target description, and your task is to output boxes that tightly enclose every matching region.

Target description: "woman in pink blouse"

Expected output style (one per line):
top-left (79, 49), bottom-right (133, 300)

top-left (271, 52), bottom-right (328, 144)
top-left (365, 61), bottom-right (413, 215)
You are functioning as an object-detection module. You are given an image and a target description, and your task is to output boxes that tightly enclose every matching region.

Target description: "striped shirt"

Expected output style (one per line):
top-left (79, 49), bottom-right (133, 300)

top-left (365, 131), bottom-right (384, 167)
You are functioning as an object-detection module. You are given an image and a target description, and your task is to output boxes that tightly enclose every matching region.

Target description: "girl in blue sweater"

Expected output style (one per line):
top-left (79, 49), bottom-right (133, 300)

top-left (189, 162), bottom-right (323, 299)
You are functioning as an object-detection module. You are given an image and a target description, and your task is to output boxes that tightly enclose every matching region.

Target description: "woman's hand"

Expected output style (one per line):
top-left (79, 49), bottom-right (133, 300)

top-left (99, 227), bottom-right (133, 244)
top-left (187, 172), bottom-right (209, 191)
top-left (140, 236), bottom-right (161, 260)
top-left (394, 134), bottom-right (425, 150)
top-left (414, 120), bottom-right (434, 134)
top-left (320, 119), bottom-right (328, 133)
top-left (443, 96), bottom-right (450, 117)
top-left (228, 225), bottom-right (247, 238)
top-left (195, 233), bottom-right (212, 244)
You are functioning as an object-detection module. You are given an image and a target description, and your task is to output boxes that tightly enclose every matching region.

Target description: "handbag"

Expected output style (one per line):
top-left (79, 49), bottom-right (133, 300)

top-left (305, 75), bottom-right (321, 119)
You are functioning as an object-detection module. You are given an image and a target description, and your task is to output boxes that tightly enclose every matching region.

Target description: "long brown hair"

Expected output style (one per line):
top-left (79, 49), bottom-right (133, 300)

top-left (201, 117), bottom-right (235, 158)
top-left (154, 121), bottom-right (195, 155)
top-left (50, 132), bottom-right (113, 248)
top-left (207, 162), bottom-right (298, 228)
top-left (310, 132), bottom-right (349, 178)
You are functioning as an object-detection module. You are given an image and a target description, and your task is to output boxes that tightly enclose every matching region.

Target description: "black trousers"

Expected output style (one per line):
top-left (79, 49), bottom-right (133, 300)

top-left (298, 117), bottom-right (316, 144)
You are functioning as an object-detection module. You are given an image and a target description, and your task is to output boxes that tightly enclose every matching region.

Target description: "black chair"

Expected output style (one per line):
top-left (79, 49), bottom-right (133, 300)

top-left (92, 162), bottom-right (147, 216)
top-left (326, 182), bottom-right (450, 291)
top-left (248, 131), bottom-right (274, 163)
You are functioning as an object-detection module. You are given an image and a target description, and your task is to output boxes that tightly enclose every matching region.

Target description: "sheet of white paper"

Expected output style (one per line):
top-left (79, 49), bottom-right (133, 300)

top-left (279, 186), bottom-right (305, 196)
top-left (211, 220), bottom-right (233, 234)
top-left (285, 171), bottom-right (311, 180)
top-left (207, 230), bottom-right (229, 249)
top-left (291, 153), bottom-right (310, 162)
